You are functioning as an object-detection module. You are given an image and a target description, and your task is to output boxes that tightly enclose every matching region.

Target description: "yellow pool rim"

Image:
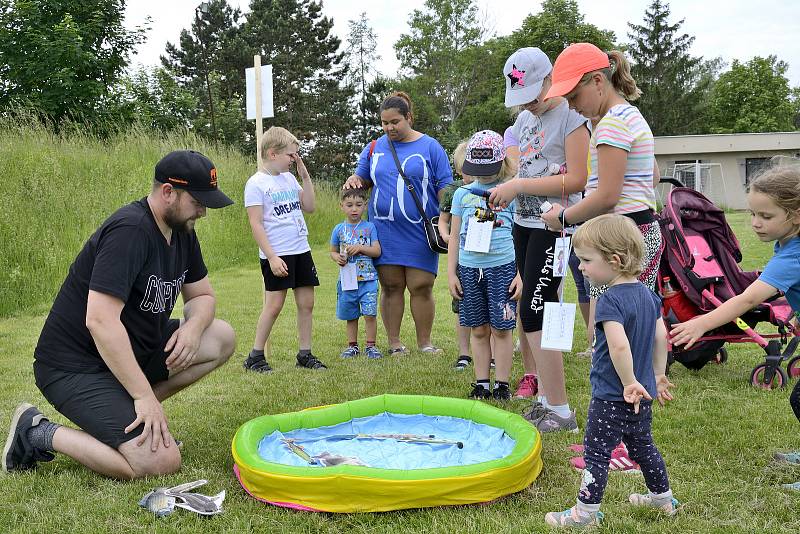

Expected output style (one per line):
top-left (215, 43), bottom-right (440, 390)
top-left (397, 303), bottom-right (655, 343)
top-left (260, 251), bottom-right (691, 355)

top-left (232, 394), bottom-right (542, 513)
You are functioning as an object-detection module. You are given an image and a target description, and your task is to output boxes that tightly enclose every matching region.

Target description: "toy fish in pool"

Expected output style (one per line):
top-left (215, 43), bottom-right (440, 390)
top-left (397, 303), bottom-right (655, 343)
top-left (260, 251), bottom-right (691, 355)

top-left (313, 451), bottom-right (369, 467)
top-left (139, 487), bottom-right (176, 517)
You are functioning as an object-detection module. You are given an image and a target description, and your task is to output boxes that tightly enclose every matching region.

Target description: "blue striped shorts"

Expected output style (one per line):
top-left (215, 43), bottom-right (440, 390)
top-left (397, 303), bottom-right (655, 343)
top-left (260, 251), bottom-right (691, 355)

top-left (457, 261), bottom-right (517, 330)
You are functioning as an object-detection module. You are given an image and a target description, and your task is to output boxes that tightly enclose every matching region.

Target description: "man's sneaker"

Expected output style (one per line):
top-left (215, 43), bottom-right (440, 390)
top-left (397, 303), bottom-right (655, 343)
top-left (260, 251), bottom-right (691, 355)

top-left (774, 451), bottom-right (800, 465)
top-left (532, 409), bottom-right (579, 433)
top-left (544, 507), bottom-right (604, 528)
top-left (469, 383), bottom-right (491, 399)
top-left (514, 374), bottom-right (538, 398)
top-left (492, 383), bottom-right (512, 401)
top-left (340, 346), bottom-right (360, 359)
top-left (243, 353), bottom-right (272, 373)
top-left (3, 403), bottom-right (55, 472)
top-left (628, 493), bottom-right (680, 516)
top-left (454, 355), bottom-right (472, 370)
top-left (365, 346), bottom-right (383, 359)
top-left (296, 352), bottom-right (327, 370)
top-left (522, 401), bottom-right (548, 423)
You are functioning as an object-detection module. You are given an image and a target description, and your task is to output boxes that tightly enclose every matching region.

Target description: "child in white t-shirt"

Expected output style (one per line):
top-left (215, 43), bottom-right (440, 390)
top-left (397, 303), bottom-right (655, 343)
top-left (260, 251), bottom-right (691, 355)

top-left (243, 126), bottom-right (327, 372)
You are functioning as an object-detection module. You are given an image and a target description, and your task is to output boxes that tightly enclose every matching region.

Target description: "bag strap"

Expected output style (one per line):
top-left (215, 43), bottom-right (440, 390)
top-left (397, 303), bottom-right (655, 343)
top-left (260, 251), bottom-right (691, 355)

top-left (386, 137), bottom-right (427, 218)
top-left (368, 139), bottom-right (377, 160)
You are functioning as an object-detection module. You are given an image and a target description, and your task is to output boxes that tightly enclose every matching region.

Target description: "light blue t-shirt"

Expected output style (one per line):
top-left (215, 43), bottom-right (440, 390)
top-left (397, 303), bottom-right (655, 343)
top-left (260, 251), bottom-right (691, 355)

top-left (759, 236), bottom-right (800, 316)
top-left (355, 134), bottom-right (453, 275)
top-left (451, 181), bottom-right (516, 268)
top-left (330, 221), bottom-right (379, 282)
top-left (591, 282), bottom-right (661, 402)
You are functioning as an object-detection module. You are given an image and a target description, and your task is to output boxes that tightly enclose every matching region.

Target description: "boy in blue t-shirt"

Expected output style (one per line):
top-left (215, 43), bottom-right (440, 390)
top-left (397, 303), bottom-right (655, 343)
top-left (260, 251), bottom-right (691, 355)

top-left (546, 214), bottom-right (678, 528)
top-left (330, 188), bottom-right (383, 359)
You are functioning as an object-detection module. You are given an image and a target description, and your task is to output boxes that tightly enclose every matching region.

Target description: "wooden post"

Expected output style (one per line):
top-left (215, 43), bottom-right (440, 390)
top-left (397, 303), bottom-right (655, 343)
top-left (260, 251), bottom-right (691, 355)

top-left (254, 55), bottom-right (263, 167)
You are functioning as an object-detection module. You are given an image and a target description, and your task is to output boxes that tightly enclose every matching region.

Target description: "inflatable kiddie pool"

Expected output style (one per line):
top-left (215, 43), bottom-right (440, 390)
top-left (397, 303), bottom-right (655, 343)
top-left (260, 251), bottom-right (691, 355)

top-left (232, 394), bottom-right (541, 513)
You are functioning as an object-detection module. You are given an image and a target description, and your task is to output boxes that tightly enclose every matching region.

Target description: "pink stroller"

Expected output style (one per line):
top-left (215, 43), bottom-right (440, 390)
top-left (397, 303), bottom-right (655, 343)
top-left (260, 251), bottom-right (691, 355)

top-left (658, 180), bottom-right (799, 389)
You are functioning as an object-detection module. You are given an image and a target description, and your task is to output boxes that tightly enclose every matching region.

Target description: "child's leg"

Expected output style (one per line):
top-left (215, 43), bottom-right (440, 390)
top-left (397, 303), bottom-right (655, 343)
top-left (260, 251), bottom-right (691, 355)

top-left (621, 402), bottom-right (672, 501)
top-left (471, 324), bottom-right (492, 380)
top-left (457, 321), bottom-right (471, 356)
top-left (579, 399), bottom-right (625, 506)
top-left (294, 286), bottom-right (314, 351)
top-left (253, 289), bottom-right (288, 350)
top-left (364, 315), bottom-right (377, 346)
top-left (517, 316), bottom-right (537, 374)
top-left (346, 319), bottom-right (359, 345)
top-left (490, 328), bottom-right (512, 383)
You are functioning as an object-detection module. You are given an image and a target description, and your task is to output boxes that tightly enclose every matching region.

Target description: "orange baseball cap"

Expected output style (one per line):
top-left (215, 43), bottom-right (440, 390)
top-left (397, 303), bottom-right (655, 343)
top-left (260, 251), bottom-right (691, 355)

top-left (545, 43), bottom-right (610, 99)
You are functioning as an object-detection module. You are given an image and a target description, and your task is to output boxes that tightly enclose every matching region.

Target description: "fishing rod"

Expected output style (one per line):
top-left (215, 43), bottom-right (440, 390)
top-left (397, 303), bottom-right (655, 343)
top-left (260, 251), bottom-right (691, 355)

top-left (292, 433), bottom-right (465, 449)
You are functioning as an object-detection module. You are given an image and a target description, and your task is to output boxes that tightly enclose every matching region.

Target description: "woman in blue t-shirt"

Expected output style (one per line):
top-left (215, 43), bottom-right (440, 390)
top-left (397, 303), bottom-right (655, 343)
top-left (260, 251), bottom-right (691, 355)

top-left (344, 92), bottom-right (453, 354)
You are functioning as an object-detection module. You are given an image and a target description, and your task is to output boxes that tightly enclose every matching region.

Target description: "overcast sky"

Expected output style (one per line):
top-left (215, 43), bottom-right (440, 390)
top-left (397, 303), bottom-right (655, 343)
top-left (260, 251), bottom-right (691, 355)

top-left (125, 0), bottom-right (800, 86)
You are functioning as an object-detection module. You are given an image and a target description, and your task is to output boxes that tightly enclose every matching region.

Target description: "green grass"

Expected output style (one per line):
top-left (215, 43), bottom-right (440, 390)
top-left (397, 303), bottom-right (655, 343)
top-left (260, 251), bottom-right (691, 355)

top-left (1, 211), bottom-right (800, 532)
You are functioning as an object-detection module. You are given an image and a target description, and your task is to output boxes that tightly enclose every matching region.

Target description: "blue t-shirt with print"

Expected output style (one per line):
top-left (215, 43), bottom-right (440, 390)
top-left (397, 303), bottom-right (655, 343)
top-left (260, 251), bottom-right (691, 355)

top-left (451, 181), bottom-right (516, 268)
top-left (591, 282), bottom-right (661, 401)
top-left (759, 236), bottom-right (800, 316)
top-left (355, 134), bottom-right (453, 275)
top-left (330, 221), bottom-right (379, 282)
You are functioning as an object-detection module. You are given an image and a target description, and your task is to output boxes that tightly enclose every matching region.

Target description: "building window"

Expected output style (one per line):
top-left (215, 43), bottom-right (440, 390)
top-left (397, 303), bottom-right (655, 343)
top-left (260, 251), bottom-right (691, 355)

top-left (745, 158), bottom-right (769, 186)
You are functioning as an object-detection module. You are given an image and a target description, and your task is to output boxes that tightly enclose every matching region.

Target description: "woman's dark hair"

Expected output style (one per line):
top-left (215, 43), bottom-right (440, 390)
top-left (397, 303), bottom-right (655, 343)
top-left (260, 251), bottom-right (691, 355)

top-left (380, 91), bottom-right (414, 122)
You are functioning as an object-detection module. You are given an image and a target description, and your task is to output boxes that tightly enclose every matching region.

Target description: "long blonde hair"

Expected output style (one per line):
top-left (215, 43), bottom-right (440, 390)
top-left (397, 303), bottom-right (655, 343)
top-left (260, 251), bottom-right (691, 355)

top-left (575, 50), bottom-right (641, 101)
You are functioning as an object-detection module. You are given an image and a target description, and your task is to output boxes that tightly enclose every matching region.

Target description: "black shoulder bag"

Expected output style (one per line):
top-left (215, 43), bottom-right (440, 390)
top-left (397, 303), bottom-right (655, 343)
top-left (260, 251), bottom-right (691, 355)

top-left (386, 138), bottom-right (448, 254)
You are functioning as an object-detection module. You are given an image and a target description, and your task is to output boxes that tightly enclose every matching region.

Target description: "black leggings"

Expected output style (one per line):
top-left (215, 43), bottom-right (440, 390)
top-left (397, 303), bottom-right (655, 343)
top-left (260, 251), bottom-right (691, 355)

top-left (791, 380), bottom-right (800, 422)
top-left (513, 225), bottom-right (563, 333)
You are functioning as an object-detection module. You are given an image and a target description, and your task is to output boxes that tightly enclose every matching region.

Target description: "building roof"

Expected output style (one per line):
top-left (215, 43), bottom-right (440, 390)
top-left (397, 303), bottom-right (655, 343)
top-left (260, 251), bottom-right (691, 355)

top-left (655, 131), bottom-right (800, 156)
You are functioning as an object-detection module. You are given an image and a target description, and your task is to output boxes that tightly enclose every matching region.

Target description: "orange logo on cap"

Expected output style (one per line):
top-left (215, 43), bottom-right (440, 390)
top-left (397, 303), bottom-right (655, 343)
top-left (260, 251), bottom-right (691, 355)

top-left (210, 168), bottom-right (217, 187)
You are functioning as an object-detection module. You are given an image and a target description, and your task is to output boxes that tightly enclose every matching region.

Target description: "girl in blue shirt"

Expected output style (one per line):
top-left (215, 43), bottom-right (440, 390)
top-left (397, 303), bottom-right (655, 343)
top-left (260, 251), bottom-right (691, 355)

top-left (671, 162), bottom-right (800, 488)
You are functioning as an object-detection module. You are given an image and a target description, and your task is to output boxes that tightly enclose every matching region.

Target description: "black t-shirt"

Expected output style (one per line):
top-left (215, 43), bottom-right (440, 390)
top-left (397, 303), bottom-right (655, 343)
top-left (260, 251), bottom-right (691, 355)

top-left (35, 198), bottom-right (208, 373)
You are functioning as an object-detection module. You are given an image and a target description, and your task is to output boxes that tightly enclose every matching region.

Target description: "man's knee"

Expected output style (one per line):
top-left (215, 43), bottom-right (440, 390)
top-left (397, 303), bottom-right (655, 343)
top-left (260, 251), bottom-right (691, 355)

top-left (209, 319), bottom-right (236, 364)
top-left (120, 440), bottom-right (182, 479)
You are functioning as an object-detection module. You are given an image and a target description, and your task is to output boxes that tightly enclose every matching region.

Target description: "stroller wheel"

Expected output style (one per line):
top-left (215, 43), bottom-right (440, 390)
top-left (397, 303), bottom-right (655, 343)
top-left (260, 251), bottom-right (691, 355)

top-left (788, 356), bottom-right (800, 379)
top-left (750, 363), bottom-right (788, 390)
top-left (714, 348), bottom-right (728, 365)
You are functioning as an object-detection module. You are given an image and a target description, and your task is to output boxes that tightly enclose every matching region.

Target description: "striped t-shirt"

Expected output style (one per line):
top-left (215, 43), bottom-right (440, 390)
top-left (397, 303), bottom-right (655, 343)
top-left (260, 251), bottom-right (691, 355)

top-left (586, 104), bottom-right (656, 214)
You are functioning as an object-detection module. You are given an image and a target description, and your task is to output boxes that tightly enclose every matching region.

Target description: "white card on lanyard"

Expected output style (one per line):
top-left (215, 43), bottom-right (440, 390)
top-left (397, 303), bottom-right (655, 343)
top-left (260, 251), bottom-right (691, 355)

top-left (340, 262), bottom-right (358, 291)
top-left (464, 219), bottom-right (493, 253)
top-left (553, 237), bottom-right (570, 278)
top-left (295, 216), bottom-right (308, 237)
top-left (540, 302), bottom-right (576, 351)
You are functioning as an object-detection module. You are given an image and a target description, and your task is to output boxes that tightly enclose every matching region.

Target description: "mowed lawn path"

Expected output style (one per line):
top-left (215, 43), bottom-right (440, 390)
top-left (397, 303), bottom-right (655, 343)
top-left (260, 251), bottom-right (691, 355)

top-left (1, 212), bottom-right (799, 533)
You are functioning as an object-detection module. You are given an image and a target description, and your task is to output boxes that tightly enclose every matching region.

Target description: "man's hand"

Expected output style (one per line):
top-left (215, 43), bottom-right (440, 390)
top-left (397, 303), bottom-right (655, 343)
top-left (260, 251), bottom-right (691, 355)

top-left (622, 380), bottom-right (653, 414)
top-left (268, 255), bottom-right (288, 277)
top-left (125, 395), bottom-right (172, 451)
top-left (164, 321), bottom-right (203, 372)
top-left (655, 374), bottom-right (675, 406)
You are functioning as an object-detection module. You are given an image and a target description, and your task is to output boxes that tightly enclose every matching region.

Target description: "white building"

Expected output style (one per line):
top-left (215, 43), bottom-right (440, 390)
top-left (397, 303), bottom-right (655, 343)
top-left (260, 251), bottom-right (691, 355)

top-left (655, 131), bottom-right (800, 209)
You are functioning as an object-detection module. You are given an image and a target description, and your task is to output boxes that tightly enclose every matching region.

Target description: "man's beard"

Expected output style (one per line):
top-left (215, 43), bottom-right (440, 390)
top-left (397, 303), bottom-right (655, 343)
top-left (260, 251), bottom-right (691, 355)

top-left (164, 206), bottom-right (195, 234)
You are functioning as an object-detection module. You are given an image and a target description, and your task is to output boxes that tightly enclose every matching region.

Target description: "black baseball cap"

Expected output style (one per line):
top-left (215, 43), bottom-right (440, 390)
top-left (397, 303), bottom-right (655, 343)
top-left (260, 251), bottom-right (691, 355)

top-left (154, 150), bottom-right (234, 208)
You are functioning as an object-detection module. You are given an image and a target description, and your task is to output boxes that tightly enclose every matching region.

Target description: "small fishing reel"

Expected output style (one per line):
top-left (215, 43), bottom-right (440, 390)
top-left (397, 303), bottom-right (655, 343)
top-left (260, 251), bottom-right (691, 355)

top-left (474, 207), bottom-right (503, 227)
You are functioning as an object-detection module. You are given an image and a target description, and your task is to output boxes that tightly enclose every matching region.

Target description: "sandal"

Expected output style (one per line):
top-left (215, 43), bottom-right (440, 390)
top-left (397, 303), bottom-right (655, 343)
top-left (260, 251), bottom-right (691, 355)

top-left (243, 354), bottom-right (273, 373)
top-left (388, 346), bottom-right (408, 356)
top-left (419, 345), bottom-right (443, 354)
top-left (454, 355), bottom-right (472, 370)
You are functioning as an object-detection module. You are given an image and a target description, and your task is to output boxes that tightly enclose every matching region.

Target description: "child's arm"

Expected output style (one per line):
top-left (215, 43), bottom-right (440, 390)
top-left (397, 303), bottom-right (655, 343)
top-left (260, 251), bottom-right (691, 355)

top-left (294, 154), bottom-right (316, 213)
top-left (652, 318), bottom-right (675, 405)
top-left (330, 244), bottom-right (347, 266)
top-left (670, 280), bottom-right (778, 348)
top-left (247, 206), bottom-right (288, 277)
top-left (439, 212), bottom-right (452, 244)
top-left (346, 239), bottom-right (381, 258)
top-left (604, 320), bottom-right (653, 413)
top-left (447, 213), bottom-right (463, 300)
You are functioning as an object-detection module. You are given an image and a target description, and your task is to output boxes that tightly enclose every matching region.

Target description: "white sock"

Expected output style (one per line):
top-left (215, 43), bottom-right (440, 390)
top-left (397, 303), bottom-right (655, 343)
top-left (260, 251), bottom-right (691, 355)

top-left (538, 395), bottom-right (549, 407)
top-left (576, 500), bottom-right (600, 515)
top-left (650, 489), bottom-right (673, 504)
top-left (549, 403), bottom-right (572, 418)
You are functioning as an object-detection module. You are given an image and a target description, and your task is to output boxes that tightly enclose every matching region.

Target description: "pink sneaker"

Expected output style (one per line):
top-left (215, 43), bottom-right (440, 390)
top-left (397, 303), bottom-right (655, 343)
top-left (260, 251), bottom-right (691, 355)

top-left (569, 444), bottom-right (640, 474)
top-left (514, 374), bottom-right (538, 398)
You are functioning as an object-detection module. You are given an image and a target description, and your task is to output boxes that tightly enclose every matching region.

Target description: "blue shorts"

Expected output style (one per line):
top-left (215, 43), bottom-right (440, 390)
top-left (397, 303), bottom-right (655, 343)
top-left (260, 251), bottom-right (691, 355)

top-left (336, 279), bottom-right (379, 320)
top-left (457, 261), bottom-right (517, 330)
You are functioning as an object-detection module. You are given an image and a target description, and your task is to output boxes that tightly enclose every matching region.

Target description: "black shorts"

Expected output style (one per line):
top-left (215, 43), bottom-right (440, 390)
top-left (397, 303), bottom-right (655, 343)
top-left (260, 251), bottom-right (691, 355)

top-left (33, 319), bottom-right (180, 449)
top-left (260, 251), bottom-right (320, 291)
top-left (514, 225), bottom-right (564, 333)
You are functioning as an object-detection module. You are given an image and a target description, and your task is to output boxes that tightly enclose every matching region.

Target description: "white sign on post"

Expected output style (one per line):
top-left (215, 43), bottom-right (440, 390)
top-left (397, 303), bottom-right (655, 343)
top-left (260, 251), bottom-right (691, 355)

top-left (246, 64), bottom-right (274, 120)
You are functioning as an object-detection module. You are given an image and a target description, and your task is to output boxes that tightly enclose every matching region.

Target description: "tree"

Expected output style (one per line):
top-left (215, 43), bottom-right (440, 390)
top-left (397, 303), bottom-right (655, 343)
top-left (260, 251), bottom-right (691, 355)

top-left (0, 0), bottom-right (148, 123)
top-left (627, 0), bottom-right (713, 135)
top-left (707, 56), bottom-right (797, 133)
top-left (242, 0), bottom-right (355, 179)
top-left (344, 12), bottom-right (382, 145)
top-left (394, 0), bottom-right (488, 140)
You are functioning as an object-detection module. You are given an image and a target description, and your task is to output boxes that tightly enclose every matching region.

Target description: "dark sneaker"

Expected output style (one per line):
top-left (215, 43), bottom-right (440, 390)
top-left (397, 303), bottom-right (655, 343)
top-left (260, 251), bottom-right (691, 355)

top-left (296, 352), bottom-right (328, 370)
top-left (3, 403), bottom-right (55, 472)
top-left (454, 355), bottom-right (472, 371)
top-left (492, 383), bottom-right (511, 401)
top-left (365, 346), bottom-right (383, 359)
top-left (469, 383), bottom-right (491, 399)
top-left (243, 353), bottom-right (272, 373)
top-left (340, 346), bottom-right (360, 359)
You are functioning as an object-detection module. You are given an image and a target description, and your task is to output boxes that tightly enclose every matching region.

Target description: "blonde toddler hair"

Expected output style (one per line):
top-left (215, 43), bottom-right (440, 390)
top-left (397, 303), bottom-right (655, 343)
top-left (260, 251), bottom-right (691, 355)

top-left (260, 126), bottom-right (299, 164)
top-left (573, 214), bottom-right (644, 277)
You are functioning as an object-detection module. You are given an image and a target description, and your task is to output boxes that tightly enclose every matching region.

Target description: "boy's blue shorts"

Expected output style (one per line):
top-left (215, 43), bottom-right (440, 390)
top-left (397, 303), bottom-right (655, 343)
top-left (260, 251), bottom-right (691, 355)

top-left (336, 279), bottom-right (379, 320)
top-left (457, 261), bottom-right (517, 330)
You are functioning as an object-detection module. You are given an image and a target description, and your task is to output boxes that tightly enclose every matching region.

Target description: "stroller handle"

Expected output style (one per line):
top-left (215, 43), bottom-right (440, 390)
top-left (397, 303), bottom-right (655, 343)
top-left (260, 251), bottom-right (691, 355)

top-left (658, 177), bottom-right (685, 188)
